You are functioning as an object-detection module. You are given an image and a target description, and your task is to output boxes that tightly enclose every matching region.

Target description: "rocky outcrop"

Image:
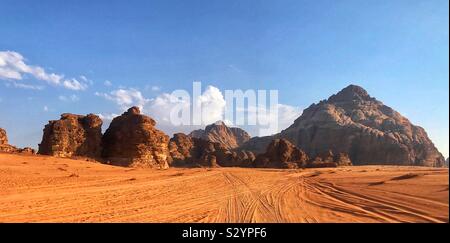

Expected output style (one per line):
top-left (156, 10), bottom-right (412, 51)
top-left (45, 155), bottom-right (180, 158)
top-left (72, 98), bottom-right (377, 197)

top-left (253, 139), bottom-right (352, 169)
top-left (169, 133), bottom-right (255, 167)
top-left (306, 150), bottom-right (352, 168)
top-left (168, 133), bottom-right (195, 165)
top-left (253, 139), bottom-right (309, 169)
top-left (38, 113), bottom-right (102, 158)
top-left (242, 85), bottom-right (445, 167)
top-left (18, 147), bottom-right (36, 154)
top-left (0, 128), bottom-right (36, 154)
top-left (0, 128), bottom-right (7, 145)
top-left (102, 107), bottom-right (170, 169)
top-left (189, 121), bottom-right (251, 150)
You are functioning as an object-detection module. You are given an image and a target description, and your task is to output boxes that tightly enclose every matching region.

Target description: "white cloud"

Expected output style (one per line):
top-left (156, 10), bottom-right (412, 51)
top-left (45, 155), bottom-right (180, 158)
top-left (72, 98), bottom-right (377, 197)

top-left (96, 84), bottom-right (301, 137)
top-left (43, 106), bottom-right (49, 112)
top-left (151, 86), bottom-right (161, 91)
top-left (232, 103), bottom-right (302, 136)
top-left (59, 94), bottom-right (80, 102)
top-left (144, 84), bottom-right (161, 92)
top-left (95, 88), bottom-right (149, 111)
top-left (97, 113), bottom-right (119, 121)
top-left (104, 80), bottom-right (112, 86)
top-left (197, 85), bottom-right (227, 125)
top-left (0, 50), bottom-right (89, 91)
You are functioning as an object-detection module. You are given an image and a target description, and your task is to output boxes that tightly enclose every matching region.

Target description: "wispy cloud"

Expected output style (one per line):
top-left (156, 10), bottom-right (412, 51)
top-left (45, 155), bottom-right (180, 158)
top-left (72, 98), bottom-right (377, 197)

top-left (228, 64), bottom-right (242, 73)
top-left (0, 51), bottom-right (89, 91)
top-left (104, 80), bottom-right (112, 87)
top-left (97, 113), bottom-right (119, 121)
top-left (4, 80), bottom-right (44, 90)
top-left (95, 88), bottom-right (149, 111)
top-left (58, 94), bottom-right (80, 102)
top-left (144, 84), bottom-right (161, 92)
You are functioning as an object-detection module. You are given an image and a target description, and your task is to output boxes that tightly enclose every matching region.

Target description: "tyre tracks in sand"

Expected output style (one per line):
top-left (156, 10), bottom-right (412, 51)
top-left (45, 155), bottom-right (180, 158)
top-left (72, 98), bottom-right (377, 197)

top-left (214, 170), bottom-right (448, 223)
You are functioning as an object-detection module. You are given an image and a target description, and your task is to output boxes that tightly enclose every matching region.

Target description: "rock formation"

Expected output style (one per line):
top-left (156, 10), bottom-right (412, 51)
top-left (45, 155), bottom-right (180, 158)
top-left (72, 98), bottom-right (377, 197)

top-left (0, 128), bottom-right (7, 145)
top-left (0, 128), bottom-right (16, 153)
top-left (253, 139), bottom-right (352, 169)
top-left (242, 85), bottom-right (445, 167)
top-left (38, 113), bottom-right (102, 158)
top-left (254, 139), bottom-right (309, 169)
top-left (306, 150), bottom-right (352, 168)
top-left (102, 107), bottom-right (170, 169)
top-left (189, 121), bottom-right (251, 150)
top-left (169, 133), bottom-right (255, 167)
top-left (0, 128), bottom-right (36, 154)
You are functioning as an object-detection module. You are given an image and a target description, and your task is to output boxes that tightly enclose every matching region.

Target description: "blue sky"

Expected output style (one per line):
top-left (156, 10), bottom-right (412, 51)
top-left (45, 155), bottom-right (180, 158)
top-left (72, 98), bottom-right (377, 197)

top-left (0, 0), bottom-right (448, 157)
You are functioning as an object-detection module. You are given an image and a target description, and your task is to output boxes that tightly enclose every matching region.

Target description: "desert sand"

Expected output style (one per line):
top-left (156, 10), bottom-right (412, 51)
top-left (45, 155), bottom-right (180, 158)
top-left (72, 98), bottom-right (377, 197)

top-left (0, 152), bottom-right (448, 223)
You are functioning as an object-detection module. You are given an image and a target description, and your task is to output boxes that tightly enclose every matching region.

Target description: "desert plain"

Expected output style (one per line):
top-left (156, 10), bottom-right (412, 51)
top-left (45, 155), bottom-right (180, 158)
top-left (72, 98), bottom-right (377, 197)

top-left (0, 152), bottom-right (448, 223)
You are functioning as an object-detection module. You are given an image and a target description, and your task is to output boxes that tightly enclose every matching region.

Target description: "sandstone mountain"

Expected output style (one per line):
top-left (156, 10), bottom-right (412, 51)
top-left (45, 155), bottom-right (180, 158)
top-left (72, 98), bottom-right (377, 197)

top-left (169, 133), bottom-right (255, 167)
top-left (102, 107), bottom-right (170, 169)
top-left (189, 121), bottom-right (251, 150)
top-left (38, 113), bottom-right (103, 158)
top-left (242, 85), bottom-right (444, 167)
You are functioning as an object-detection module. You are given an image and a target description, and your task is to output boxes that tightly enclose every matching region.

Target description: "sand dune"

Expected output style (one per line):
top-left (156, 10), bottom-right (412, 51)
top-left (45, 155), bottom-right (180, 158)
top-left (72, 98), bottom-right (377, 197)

top-left (0, 153), bottom-right (448, 223)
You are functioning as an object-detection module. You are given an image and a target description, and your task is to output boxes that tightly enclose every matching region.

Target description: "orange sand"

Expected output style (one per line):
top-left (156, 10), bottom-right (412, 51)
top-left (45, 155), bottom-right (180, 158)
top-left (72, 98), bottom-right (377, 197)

top-left (0, 153), bottom-right (448, 223)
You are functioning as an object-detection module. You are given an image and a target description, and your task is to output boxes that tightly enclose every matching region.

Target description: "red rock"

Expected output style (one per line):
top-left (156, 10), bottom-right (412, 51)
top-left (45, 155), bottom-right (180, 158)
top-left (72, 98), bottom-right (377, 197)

top-left (169, 133), bottom-right (255, 167)
top-left (254, 139), bottom-right (309, 168)
top-left (189, 121), bottom-right (251, 150)
top-left (102, 107), bottom-right (170, 169)
top-left (38, 113), bottom-right (102, 158)
top-left (242, 85), bottom-right (444, 167)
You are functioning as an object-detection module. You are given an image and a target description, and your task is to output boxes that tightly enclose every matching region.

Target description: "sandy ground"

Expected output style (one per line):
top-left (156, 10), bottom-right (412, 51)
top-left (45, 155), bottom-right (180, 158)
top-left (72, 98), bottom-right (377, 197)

top-left (0, 152), bottom-right (448, 223)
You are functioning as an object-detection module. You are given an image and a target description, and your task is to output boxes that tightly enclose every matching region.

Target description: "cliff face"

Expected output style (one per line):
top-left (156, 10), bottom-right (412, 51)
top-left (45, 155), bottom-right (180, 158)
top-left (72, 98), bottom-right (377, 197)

top-left (102, 107), bottom-right (170, 169)
top-left (38, 114), bottom-right (102, 158)
top-left (189, 121), bottom-right (251, 150)
top-left (242, 85), bottom-right (444, 167)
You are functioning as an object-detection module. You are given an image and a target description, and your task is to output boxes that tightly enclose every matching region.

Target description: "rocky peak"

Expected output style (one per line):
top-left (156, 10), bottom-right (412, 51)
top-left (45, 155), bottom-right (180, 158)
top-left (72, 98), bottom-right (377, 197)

top-left (125, 106), bottom-right (141, 115)
top-left (328, 84), bottom-right (373, 103)
top-left (189, 121), bottom-right (251, 150)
